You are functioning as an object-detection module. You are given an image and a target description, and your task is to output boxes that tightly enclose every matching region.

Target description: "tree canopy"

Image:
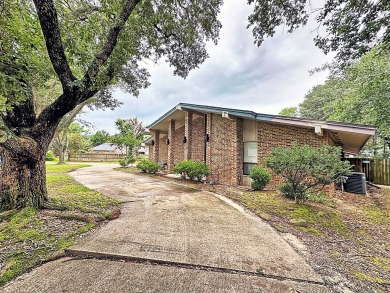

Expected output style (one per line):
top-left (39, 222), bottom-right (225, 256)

top-left (90, 130), bottom-right (110, 147)
top-left (280, 45), bottom-right (390, 156)
top-left (300, 45), bottom-right (390, 131)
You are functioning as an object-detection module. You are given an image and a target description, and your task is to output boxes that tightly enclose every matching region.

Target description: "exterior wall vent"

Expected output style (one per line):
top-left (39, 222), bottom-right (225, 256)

top-left (222, 111), bottom-right (229, 118)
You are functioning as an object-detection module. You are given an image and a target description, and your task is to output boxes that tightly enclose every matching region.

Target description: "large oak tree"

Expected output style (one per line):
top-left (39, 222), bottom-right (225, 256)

top-left (0, 0), bottom-right (388, 209)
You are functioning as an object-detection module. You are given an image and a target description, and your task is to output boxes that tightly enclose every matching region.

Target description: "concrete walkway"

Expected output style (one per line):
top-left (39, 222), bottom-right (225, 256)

top-left (3, 164), bottom-right (329, 292)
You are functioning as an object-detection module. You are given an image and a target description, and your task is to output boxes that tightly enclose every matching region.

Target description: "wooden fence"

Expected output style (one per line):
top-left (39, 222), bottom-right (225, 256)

top-left (346, 158), bottom-right (390, 185)
top-left (69, 153), bottom-right (124, 162)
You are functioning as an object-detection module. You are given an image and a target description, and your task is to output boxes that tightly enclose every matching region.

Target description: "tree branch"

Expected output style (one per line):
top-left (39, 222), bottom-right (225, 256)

top-left (82, 0), bottom-right (141, 87)
top-left (53, 99), bottom-right (91, 140)
top-left (33, 0), bottom-right (76, 90)
top-left (33, 0), bottom-right (141, 139)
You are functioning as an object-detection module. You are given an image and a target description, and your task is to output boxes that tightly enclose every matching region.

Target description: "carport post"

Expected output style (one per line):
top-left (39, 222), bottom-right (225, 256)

top-left (184, 110), bottom-right (193, 160)
top-left (153, 130), bottom-right (160, 162)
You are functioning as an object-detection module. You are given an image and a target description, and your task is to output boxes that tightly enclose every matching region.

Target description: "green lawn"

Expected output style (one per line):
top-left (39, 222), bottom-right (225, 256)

top-left (0, 163), bottom-right (120, 286)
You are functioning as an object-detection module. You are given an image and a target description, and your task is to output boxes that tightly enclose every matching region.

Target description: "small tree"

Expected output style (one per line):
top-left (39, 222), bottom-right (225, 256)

top-left (110, 118), bottom-right (145, 156)
top-left (265, 144), bottom-right (351, 203)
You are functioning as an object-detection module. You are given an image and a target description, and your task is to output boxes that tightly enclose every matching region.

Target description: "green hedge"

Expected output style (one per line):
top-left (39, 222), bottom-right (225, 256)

top-left (136, 160), bottom-right (160, 173)
top-left (173, 160), bottom-right (211, 181)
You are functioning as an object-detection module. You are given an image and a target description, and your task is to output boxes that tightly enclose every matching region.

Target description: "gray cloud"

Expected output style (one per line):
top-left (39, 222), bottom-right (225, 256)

top-left (84, 1), bottom-right (333, 133)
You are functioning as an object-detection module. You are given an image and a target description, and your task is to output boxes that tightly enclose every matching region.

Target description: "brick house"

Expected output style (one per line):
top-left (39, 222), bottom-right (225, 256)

top-left (146, 103), bottom-right (376, 187)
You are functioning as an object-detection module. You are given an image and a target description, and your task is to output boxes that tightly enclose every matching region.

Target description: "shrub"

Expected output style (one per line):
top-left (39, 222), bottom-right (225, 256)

top-left (45, 151), bottom-right (56, 161)
top-left (173, 160), bottom-right (211, 181)
top-left (249, 166), bottom-right (271, 191)
top-left (119, 156), bottom-right (136, 167)
top-left (265, 143), bottom-right (351, 203)
top-left (136, 160), bottom-right (160, 173)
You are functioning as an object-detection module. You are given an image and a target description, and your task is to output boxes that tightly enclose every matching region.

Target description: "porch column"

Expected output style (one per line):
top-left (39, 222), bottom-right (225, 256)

top-left (184, 111), bottom-right (193, 160)
top-left (167, 119), bottom-right (175, 172)
top-left (206, 113), bottom-right (212, 166)
top-left (153, 130), bottom-right (160, 162)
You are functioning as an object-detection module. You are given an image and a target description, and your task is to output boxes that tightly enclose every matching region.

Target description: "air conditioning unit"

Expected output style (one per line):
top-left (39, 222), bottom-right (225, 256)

top-left (342, 172), bottom-right (367, 194)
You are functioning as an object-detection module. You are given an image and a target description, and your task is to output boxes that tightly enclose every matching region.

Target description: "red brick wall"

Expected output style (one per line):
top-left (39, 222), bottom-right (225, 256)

top-left (208, 114), bottom-right (243, 185)
top-left (257, 121), bottom-right (329, 189)
top-left (191, 116), bottom-right (206, 162)
top-left (148, 145), bottom-right (153, 161)
top-left (158, 135), bottom-right (168, 162)
top-left (173, 125), bottom-right (185, 164)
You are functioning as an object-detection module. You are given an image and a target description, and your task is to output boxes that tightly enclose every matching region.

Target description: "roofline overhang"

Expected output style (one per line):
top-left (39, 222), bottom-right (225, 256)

top-left (147, 103), bottom-right (377, 137)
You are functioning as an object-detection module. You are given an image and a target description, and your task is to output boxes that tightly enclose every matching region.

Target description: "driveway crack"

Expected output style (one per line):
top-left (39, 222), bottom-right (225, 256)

top-left (65, 248), bottom-right (325, 286)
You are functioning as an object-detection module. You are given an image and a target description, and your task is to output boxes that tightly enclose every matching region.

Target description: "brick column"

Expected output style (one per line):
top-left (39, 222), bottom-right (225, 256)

top-left (153, 130), bottom-right (160, 162)
top-left (206, 113), bottom-right (212, 167)
top-left (184, 111), bottom-right (193, 160)
top-left (167, 119), bottom-right (175, 172)
top-left (205, 113), bottom-right (213, 182)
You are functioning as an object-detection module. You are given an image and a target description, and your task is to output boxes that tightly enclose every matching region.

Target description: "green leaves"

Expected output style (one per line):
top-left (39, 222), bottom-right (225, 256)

top-left (299, 45), bottom-right (390, 139)
top-left (247, 0), bottom-right (309, 47)
top-left (249, 166), bottom-right (271, 191)
top-left (314, 0), bottom-right (390, 67)
top-left (173, 160), bottom-right (211, 181)
top-left (265, 144), bottom-right (352, 202)
top-left (90, 130), bottom-right (110, 147)
top-left (109, 118), bottom-right (145, 154)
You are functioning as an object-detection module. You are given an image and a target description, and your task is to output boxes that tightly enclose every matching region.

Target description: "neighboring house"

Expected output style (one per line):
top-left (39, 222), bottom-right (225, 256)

top-left (139, 138), bottom-right (152, 156)
top-left (146, 103), bottom-right (376, 188)
top-left (89, 143), bottom-right (126, 155)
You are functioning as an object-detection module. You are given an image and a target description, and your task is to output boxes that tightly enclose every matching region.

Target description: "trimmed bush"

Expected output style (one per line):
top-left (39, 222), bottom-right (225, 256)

top-left (249, 166), bottom-right (271, 191)
top-left (136, 160), bottom-right (160, 173)
top-left (119, 156), bottom-right (136, 167)
top-left (173, 160), bottom-right (211, 181)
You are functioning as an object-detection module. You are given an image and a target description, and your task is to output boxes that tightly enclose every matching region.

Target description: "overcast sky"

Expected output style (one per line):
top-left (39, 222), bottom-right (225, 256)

top-left (82, 1), bottom-right (333, 134)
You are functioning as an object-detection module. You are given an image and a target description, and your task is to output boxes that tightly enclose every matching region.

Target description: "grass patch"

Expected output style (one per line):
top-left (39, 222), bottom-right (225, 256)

top-left (354, 272), bottom-right (390, 285)
top-left (233, 191), bottom-right (347, 236)
top-left (0, 163), bottom-right (120, 286)
top-left (363, 205), bottom-right (390, 224)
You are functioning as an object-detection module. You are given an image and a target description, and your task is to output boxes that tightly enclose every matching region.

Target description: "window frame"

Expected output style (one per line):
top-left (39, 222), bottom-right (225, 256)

top-left (243, 141), bottom-right (258, 175)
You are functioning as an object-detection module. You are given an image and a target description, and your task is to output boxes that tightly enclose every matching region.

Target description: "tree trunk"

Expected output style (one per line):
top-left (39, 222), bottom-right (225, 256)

top-left (58, 146), bottom-right (65, 164)
top-left (0, 148), bottom-right (48, 210)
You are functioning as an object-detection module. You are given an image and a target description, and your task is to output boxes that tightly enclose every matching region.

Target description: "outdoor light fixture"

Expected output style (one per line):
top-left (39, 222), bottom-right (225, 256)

top-left (183, 136), bottom-right (187, 143)
top-left (166, 139), bottom-right (170, 145)
top-left (151, 140), bottom-right (155, 146)
top-left (205, 133), bottom-right (210, 142)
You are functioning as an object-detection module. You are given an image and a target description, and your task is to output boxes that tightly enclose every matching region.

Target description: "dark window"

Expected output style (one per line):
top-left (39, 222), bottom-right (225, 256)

top-left (243, 163), bottom-right (257, 175)
top-left (243, 141), bottom-right (257, 175)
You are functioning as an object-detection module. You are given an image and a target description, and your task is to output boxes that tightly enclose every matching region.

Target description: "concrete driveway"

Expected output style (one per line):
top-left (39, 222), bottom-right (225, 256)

top-left (3, 164), bottom-right (329, 292)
